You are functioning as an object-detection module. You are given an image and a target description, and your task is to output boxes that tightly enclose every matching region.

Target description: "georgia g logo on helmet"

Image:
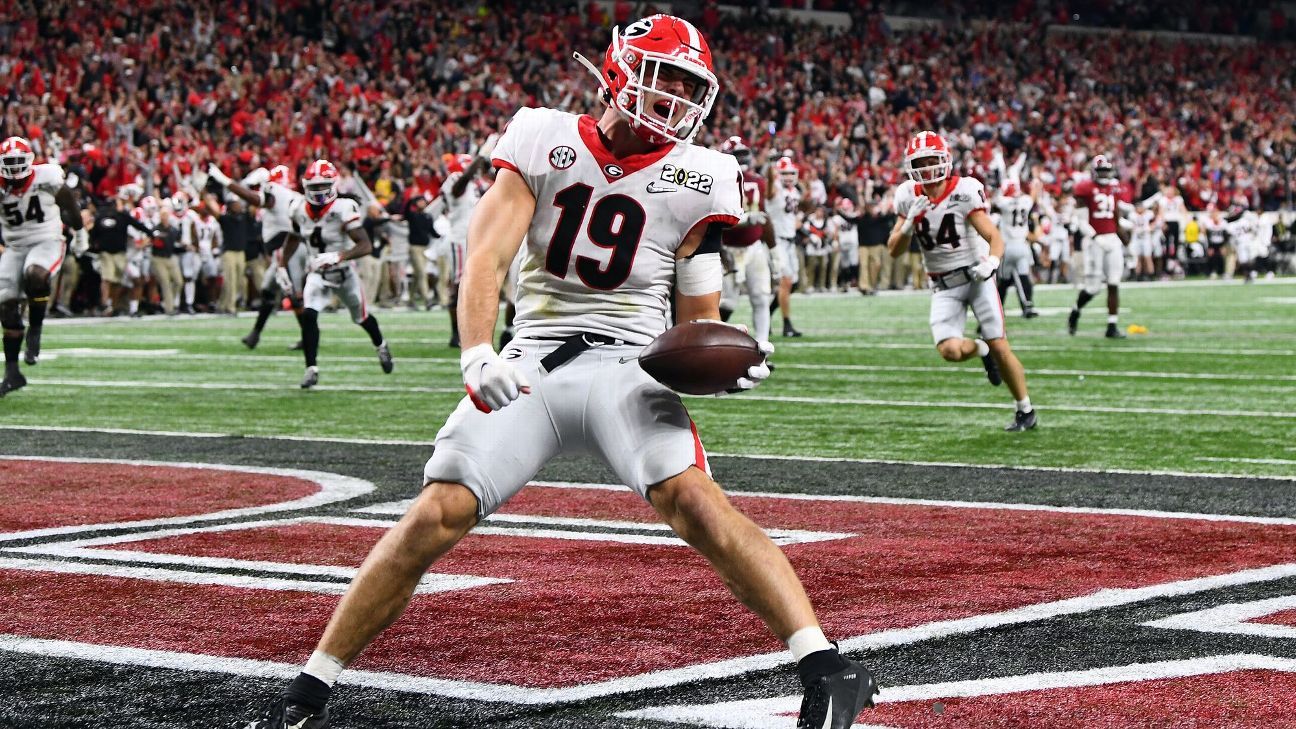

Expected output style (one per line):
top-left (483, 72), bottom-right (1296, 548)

top-left (0, 137), bottom-right (35, 182)
top-left (302, 159), bottom-right (339, 206)
top-left (574, 15), bottom-right (720, 146)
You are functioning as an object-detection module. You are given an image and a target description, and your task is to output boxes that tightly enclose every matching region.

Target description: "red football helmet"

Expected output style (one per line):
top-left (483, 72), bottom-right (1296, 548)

top-left (268, 164), bottom-right (291, 187)
top-left (0, 136), bottom-right (34, 180)
top-left (719, 135), bottom-right (752, 169)
top-left (577, 14), bottom-right (720, 145)
top-left (1002, 179), bottom-right (1021, 198)
top-left (1092, 155), bottom-right (1116, 184)
top-left (445, 153), bottom-right (474, 175)
top-left (302, 159), bottom-right (339, 206)
top-left (774, 156), bottom-right (799, 185)
top-left (903, 131), bottom-right (952, 185)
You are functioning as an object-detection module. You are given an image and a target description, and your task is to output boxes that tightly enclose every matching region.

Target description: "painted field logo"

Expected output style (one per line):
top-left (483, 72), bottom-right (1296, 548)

top-left (3, 459), bottom-right (1296, 722)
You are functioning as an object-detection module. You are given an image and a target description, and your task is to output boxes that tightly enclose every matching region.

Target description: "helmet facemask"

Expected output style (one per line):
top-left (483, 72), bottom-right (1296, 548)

top-left (0, 144), bottom-right (33, 181)
top-left (904, 152), bottom-right (951, 185)
top-left (303, 178), bottom-right (337, 206)
top-left (615, 50), bottom-right (716, 145)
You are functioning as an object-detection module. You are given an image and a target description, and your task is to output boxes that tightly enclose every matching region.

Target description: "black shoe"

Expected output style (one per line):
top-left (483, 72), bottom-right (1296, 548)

top-left (1067, 309), bottom-right (1079, 336)
top-left (1105, 324), bottom-right (1127, 339)
top-left (24, 327), bottom-right (40, 365)
top-left (290, 340), bottom-right (304, 351)
top-left (782, 324), bottom-right (803, 338)
top-left (1023, 307), bottom-right (1039, 319)
top-left (981, 352), bottom-right (1002, 386)
top-left (448, 334), bottom-right (460, 349)
top-left (1006, 408), bottom-right (1038, 432)
top-left (241, 696), bottom-right (330, 729)
top-left (0, 371), bottom-right (27, 397)
top-left (798, 657), bottom-right (879, 729)
top-left (242, 331), bottom-right (260, 350)
top-left (377, 343), bottom-right (393, 374)
top-left (300, 366), bottom-right (319, 389)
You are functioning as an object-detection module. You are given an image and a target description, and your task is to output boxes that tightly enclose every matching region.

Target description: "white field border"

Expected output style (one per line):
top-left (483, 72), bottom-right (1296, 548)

top-left (2, 480), bottom-right (1296, 704)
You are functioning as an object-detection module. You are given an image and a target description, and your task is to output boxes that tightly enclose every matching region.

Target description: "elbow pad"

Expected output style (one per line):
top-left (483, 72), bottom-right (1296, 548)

top-left (675, 252), bottom-right (723, 296)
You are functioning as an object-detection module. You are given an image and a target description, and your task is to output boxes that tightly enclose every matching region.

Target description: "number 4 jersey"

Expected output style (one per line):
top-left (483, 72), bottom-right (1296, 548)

top-left (289, 197), bottom-right (363, 255)
top-left (492, 107), bottom-right (741, 345)
top-left (893, 176), bottom-right (989, 275)
top-left (0, 163), bottom-right (64, 249)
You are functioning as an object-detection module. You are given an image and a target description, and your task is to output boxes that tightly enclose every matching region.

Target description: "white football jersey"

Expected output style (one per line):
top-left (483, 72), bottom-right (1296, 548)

top-left (492, 107), bottom-right (742, 345)
top-left (191, 214), bottom-right (222, 256)
top-left (290, 197), bottom-right (363, 255)
top-left (0, 164), bottom-right (64, 249)
top-left (996, 193), bottom-right (1033, 245)
top-left (894, 176), bottom-right (990, 274)
top-left (767, 183), bottom-right (802, 239)
top-left (1132, 209), bottom-right (1157, 243)
top-left (443, 172), bottom-right (482, 244)
top-left (833, 214), bottom-right (859, 247)
top-left (260, 181), bottom-right (304, 241)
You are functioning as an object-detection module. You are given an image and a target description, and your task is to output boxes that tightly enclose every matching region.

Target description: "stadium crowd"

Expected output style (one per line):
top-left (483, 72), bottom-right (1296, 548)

top-left (0, 0), bottom-right (1292, 314)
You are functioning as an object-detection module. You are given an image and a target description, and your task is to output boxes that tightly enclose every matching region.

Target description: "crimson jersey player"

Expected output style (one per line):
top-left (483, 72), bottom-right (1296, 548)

top-left (1069, 155), bottom-right (1133, 339)
top-left (718, 135), bottom-right (774, 342)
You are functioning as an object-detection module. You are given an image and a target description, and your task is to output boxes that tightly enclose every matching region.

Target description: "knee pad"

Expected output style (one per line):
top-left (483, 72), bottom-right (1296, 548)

top-left (23, 269), bottom-right (51, 299)
top-left (0, 300), bottom-right (23, 331)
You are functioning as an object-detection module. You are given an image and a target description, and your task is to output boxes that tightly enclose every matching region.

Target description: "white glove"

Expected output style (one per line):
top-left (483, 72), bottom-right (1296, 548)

top-left (971, 254), bottom-right (1000, 282)
top-left (741, 210), bottom-right (769, 227)
top-left (309, 251), bottom-right (341, 272)
top-left (461, 343), bottom-right (531, 412)
top-left (476, 133), bottom-right (500, 160)
top-left (207, 164), bottom-right (232, 186)
top-left (274, 266), bottom-right (294, 294)
top-left (899, 195), bottom-right (933, 234)
top-left (71, 228), bottom-right (90, 256)
top-left (242, 167), bottom-right (270, 186)
top-left (691, 320), bottom-right (775, 393)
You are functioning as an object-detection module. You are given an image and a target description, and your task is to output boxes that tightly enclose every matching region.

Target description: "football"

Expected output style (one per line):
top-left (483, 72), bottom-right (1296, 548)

top-left (638, 321), bottom-right (765, 396)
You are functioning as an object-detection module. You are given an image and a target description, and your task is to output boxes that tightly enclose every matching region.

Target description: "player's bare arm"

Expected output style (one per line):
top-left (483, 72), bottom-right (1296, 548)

top-left (886, 214), bottom-right (912, 257)
top-left (969, 209), bottom-right (1005, 259)
top-left (54, 187), bottom-right (83, 230)
top-left (457, 167), bottom-right (534, 350)
top-left (338, 227), bottom-right (372, 262)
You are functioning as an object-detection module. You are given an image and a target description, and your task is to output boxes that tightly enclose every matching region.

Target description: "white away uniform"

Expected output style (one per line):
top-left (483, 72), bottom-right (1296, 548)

top-left (434, 172), bottom-right (482, 288)
top-left (259, 182), bottom-right (308, 294)
top-left (125, 206), bottom-right (157, 285)
top-left (291, 197), bottom-right (368, 322)
top-left (996, 193), bottom-right (1034, 277)
top-left (767, 182), bottom-right (802, 283)
top-left (183, 214), bottom-right (221, 280)
top-left (0, 164), bottom-right (66, 301)
top-left (1132, 209), bottom-right (1159, 259)
top-left (894, 176), bottom-right (1005, 343)
top-left (425, 107), bottom-right (741, 517)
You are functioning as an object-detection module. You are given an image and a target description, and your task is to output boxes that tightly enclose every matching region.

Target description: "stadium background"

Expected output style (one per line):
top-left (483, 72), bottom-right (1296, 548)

top-left (1, 1), bottom-right (1296, 727)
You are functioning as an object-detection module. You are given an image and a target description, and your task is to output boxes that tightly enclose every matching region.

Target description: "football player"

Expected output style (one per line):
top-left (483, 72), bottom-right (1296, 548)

top-left (435, 143), bottom-right (496, 348)
top-left (0, 137), bottom-right (84, 396)
top-left (1068, 155), bottom-right (1132, 338)
top-left (766, 155), bottom-right (804, 336)
top-left (208, 164), bottom-right (308, 350)
top-left (887, 131), bottom-right (1038, 432)
top-left (718, 135), bottom-right (774, 341)
top-left (994, 179), bottom-right (1039, 317)
top-left (125, 195), bottom-right (160, 317)
top-left (243, 16), bottom-right (875, 729)
top-left (278, 160), bottom-right (393, 389)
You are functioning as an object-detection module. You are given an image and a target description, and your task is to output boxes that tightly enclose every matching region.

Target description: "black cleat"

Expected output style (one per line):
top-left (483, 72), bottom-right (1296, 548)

top-left (1067, 309), bottom-right (1080, 336)
top-left (798, 658), bottom-right (880, 729)
top-left (1023, 307), bottom-right (1039, 319)
top-left (1105, 323), bottom-right (1127, 339)
top-left (300, 366), bottom-right (319, 389)
top-left (448, 334), bottom-right (460, 349)
top-left (242, 331), bottom-right (260, 350)
top-left (289, 340), bottom-right (304, 351)
top-left (981, 353), bottom-right (1002, 386)
top-left (377, 343), bottom-right (393, 374)
top-left (782, 324), bottom-right (803, 338)
top-left (241, 696), bottom-right (330, 729)
top-left (1006, 408), bottom-right (1038, 432)
top-left (24, 327), bottom-right (40, 365)
top-left (0, 371), bottom-right (27, 397)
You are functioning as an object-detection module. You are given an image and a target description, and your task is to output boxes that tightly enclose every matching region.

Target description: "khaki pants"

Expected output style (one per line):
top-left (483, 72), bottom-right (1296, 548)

top-left (218, 250), bottom-right (246, 313)
top-left (55, 256), bottom-right (80, 308)
top-left (153, 256), bottom-right (183, 314)
top-left (246, 255), bottom-right (267, 299)
top-left (861, 245), bottom-right (886, 292)
top-left (794, 245), bottom-right (807, 292)
top-left (99, 251), bottom-right (127, 285)
top-left (905, 251), bottom-right (925, 289)
top-left (409, 244), bottom-right (430, 306)
top-left (805, 254), bottom-right (828, 291)
top-left (827, 249), bottom-right (841, 291)
top-left (358, 255), bottom-right (382, 306)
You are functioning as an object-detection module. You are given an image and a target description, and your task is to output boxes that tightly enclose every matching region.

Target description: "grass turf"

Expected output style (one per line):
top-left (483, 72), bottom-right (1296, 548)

top-left (8, 278), bottom-right (1295, 478)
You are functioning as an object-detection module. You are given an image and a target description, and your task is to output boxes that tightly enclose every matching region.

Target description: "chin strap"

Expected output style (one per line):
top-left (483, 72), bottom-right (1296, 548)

top-left (572, 51), bottom-right (610, 103)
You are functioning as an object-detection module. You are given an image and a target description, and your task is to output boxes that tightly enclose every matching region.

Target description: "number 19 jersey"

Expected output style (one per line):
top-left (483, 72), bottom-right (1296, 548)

top-left (894, 176), bottom-right (989, 275)
top-left (492, 107), bottom-right (741, 345)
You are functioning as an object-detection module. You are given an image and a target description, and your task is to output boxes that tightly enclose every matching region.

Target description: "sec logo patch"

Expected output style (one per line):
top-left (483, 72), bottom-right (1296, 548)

top-left (549, 146), bottom-right (576, 170)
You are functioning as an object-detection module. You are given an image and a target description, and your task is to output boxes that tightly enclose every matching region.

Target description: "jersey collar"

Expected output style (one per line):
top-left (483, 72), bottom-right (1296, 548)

top-left (925, 176), bottom-right (960, 207)
top-left (4, 174), bottom-right (34, 197)
top-left (578, 115), bottom-right (676, 183)
top-left (305, 200), bottom-right (335, 221)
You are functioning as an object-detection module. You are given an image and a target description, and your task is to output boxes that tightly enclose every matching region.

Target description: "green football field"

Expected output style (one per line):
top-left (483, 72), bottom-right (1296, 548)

top-left (9, 278), bottom-right (1296, 478)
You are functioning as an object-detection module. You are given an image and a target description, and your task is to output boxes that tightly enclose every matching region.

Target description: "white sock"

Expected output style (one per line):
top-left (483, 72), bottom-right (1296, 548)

top-left (1107, 314), bottom-right (1119, 324)
top-left (183, 281), bottom-right (195, 306)
top-left (751, 296), bottom-right (772, 343)
top-left (974, 338), bottom-right (990, 357)
top-left (303, 650), bottom-right (345, 687)
top-left (1016, 397), bottom-right (1033, 413)
top-left (128, 299), bottom-right (139, 315)
top-left (787, 626), bottom-right (833, 662)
